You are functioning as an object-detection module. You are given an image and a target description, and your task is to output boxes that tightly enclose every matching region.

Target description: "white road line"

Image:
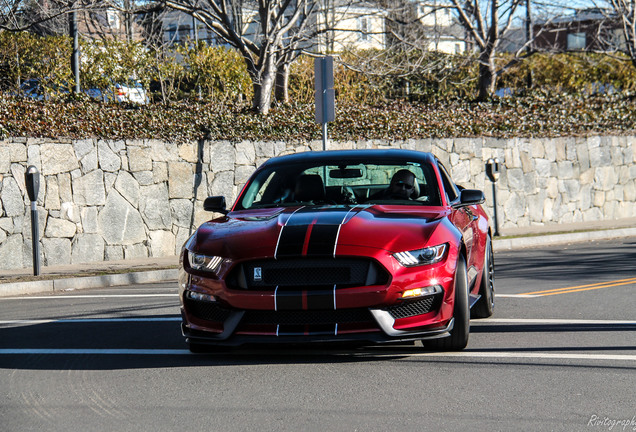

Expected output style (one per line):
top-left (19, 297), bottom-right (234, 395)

top-left (406, 352), bottom-right (636, 362)
top-left (0, 349), bottom-right (635, 362)
top-left (0, 294), bottom-right (178, 300)
top-left (0, 349), bottom-right (191, 355)
top-left (479, 318), bottom-right (636, 325)
top-left (0, 317), bottom-right (181, 326)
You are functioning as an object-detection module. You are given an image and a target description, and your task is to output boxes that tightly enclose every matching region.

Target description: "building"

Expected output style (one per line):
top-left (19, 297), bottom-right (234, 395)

top-left (533, 8), bottom-right (625, 52)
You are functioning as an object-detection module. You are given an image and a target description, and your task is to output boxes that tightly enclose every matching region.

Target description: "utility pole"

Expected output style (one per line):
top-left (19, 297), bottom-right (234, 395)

top-left (69, 5), bottom-right (80, 93)
top-left (525, 0), bottom-right (533, 89)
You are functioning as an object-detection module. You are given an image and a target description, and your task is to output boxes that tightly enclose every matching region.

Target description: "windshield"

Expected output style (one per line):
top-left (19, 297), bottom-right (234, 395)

top-left (236, 160), bottom-right (442, 210)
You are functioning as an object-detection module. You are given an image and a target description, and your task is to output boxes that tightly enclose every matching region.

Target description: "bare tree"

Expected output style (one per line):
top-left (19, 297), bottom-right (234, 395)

top-left (158, 0), bottom-right (326, 114)
top-left (449, 0), bottom-right (523, 99)
top-left (599, 0), bottom-right (636, 67)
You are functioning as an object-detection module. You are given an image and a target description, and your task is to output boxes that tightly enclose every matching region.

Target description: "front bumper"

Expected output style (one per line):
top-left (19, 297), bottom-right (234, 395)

top-left (180, 296), bottom-right (453, 347)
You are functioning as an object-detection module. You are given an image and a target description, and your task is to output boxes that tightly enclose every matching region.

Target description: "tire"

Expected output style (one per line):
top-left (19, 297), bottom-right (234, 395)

top-left (471, 235), bottom-right (495, 319)
top-left (425, 254), bottom-right (470, 351)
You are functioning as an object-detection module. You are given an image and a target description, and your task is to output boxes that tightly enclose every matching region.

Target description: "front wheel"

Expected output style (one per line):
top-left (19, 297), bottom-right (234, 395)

top-left (471, 235), bottom-right (495, 318)
top-left (424, 254), bottom-right (469, 351)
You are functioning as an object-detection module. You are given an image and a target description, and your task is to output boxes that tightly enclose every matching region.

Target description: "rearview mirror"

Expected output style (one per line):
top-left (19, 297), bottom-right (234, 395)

top-left (330, 168), bottom-right (363, 179)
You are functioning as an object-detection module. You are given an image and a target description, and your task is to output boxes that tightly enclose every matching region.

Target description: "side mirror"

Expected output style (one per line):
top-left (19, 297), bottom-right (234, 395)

top-left (203, 196), bottom-right (228, 214)
top-left (459, 189), bottom-right (485, 206)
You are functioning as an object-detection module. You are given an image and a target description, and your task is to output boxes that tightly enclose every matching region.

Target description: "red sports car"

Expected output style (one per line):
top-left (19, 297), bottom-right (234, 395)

top-left (179, 149), bottom-right (495, 352)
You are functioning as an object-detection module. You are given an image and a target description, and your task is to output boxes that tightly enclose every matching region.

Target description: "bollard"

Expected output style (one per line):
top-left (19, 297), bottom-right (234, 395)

top-left (485, 158), bottom-right (501, 237)
top-left (25, 166), bottom-right (41, 276)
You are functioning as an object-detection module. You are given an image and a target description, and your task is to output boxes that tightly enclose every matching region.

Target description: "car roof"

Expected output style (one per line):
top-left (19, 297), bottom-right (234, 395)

top-left (260, 149), bottom-right (437, 168)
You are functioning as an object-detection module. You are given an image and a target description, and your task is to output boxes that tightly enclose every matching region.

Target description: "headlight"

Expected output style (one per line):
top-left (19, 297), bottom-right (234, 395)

top-left (393, 243), bottom-right (447, 267)
top-left (187, 250), bottom-right (224, 273)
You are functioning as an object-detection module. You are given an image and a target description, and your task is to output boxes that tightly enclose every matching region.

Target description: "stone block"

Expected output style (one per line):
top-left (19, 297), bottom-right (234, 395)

top-left (40, 144), bottom-right (78, 175)
top-left (128, 146), bottom-right (153, 171)
top-left (149, 230), bottom-right (176, 257)
top-left (45, 217), bottom-right (77, 238)
top-left (105, 245), bottom-right (124, 261)
top-left (139, 183), bottom-right (172, 230)
top-left (73, 139), bottom-right (95, 159)
top-left (0, 146), bottom-right (10, 173)
top-left (81, 207), bottom-right (99, 234)
top-left (589, 146), bottom-right (611, 167)
top-left (210, 141), bottom-right (236, 171)
top-left (1, 177), bottom-right (24, 217)
top-left (593, 167), bottom-right (618, 191)
top-left (80, 148), bottom-right (98, 172)
top-left (73, 170), bottom-right (106, 206)
top-left (150, 140), bottom-right (179, 162)
top-left (178, 141), bottom-right (200, 163)
top-left (124, 243), bottom-right (148, 259)
top-left (153, 162), bottom-right (168, 183)
top-left (27, 145), bottom-right (41, 168)
top-left (114, 171), bottom-right (140, 208)
top-left (98, 140), bottom-right (121, 172)
top-left (0, 234), bottom-right (24, 269)
top-left (57, 173), bottom-right (72, 202)
top-left (42, 237), bottom-right (71, 266)
top-left (168, 162), bottom-right (194, 199)
top-left (71, 234), bottom-right (105, 264)
top-left (170, 199), bottom-right (194, 228)
top-left (60, 202), bottom-right (80, 223)
top-left (133, 171), bottom-right (154, 186)
top-left (98, 190), bottom-right (147, 245)
top-left (235, 141), bottom-right (256, 165)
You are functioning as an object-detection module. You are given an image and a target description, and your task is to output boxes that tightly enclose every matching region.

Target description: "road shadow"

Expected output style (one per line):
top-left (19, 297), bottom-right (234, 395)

top-left (1, 318), bottom-right (635, 371)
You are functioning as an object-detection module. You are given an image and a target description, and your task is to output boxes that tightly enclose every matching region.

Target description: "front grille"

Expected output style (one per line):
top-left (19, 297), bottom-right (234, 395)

top-left (242, 308), bottom-right (374, 326)
top-left (227, 257), bottom-right (390, 290)
top-left (185, 297), bottom-right (233, 322)
top-left (385, 295), bottom-right (442, 319)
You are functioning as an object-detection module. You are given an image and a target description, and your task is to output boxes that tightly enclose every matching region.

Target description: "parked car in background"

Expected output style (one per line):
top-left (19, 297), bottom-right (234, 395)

top-left (103, 80), bottom-right (149, 104)
top-left (13, 78), bottom-right (149, 105)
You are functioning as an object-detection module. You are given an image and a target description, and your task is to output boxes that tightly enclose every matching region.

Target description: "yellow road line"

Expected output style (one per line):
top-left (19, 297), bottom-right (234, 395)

top-left (521, 277), bottom-right (636, 297)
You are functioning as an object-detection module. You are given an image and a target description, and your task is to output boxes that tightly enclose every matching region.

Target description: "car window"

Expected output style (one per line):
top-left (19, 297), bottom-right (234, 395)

top-left (236, 160), bottom-right (442, 209)
top-left (437, 162), bottom-right (460, 203)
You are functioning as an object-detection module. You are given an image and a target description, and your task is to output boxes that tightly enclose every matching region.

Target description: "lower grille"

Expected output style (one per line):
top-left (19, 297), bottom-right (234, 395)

top-left (385, 295), bottom-right (442, 319)
top-left (185, 298), bottom-right (233, 322)
top-left (227, 257), bottom-right (390, 290)
top-left (242, 308), bottom-right (374, 326)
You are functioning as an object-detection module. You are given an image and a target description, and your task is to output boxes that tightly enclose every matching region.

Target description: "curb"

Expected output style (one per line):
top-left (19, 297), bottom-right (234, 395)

top-left (0, 269), bottom-right (178, 298)
top-left (1, 228), bottom-right (634, 298)
top-left (493, 228), bottom-right (636, 251)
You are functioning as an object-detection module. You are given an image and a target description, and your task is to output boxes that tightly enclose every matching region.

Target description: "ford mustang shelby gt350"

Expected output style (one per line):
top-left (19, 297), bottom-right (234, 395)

top-left (179, 149), bottom-right (495, 352)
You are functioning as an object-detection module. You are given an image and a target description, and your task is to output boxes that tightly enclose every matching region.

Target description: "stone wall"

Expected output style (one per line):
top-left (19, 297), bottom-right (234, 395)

top-left (0, 136), bottom-right (634, 270)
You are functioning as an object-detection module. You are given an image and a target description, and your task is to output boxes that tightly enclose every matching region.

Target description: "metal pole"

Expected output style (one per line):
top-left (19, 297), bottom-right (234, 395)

top-left (321, 59), bottom-right (329, 151)
top-left (70, 8), bottom-right (80, 93)
top-left (30, 201), bottom-right (40, 276)
top-left (491, 182), bottom-right (500, 237)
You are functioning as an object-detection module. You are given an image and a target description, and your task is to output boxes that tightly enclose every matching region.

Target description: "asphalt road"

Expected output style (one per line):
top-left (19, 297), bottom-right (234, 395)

top-left (1, 237), bottom-right (635, 432)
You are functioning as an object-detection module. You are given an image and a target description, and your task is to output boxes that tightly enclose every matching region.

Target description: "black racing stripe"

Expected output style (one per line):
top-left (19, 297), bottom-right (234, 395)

top-left (276, 225), bottom-right (307, 257)
top-left (286, 206), bottom-right (349, 226)
top-left (276, 289), bottom-right (303, 310)
top-left (307, 224), bottom-right (340, 256)
top-left (306, 289), bottom-right (335, 310)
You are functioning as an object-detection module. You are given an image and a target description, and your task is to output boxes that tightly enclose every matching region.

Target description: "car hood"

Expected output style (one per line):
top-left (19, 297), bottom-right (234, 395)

top-left (189, 204), bottom-right (448, 259)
